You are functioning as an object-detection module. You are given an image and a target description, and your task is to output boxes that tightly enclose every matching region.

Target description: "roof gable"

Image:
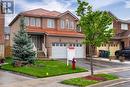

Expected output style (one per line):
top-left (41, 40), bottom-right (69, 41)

top-left (58, 11), bottom-right (78, 20)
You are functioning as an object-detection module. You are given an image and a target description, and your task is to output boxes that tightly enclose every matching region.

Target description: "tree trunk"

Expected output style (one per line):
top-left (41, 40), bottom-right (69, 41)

top-left (89, 45), bottom-right (94, 75)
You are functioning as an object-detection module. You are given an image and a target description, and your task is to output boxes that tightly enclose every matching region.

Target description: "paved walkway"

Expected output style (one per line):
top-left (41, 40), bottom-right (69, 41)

top-left (0, 70), bottom-right (33, 85)
top-left (1, 67), bottom-right (130, 87)
top-left (93, 58), bottom-right (130, 64)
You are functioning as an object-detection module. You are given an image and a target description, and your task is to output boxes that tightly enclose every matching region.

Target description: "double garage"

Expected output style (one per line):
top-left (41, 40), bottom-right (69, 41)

top-left (51, 43), bottom-right (85, 59)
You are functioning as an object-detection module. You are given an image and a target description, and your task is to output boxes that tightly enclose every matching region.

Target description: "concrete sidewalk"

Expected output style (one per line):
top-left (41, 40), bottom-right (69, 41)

top-left (1, 67), bottom-right (130, 87)
top-left (93, 58), bottom-right (130, 64)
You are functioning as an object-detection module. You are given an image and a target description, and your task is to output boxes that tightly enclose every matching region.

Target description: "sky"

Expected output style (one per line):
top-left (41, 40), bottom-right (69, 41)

top-left (5, 0), bottom-right (130, 26)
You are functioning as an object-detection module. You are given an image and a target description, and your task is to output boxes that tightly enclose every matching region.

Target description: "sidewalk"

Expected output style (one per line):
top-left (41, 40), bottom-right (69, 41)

top-left (93, 58), bottom-right (130, 64)
top-left (1, 67), bottom-right (130, 87)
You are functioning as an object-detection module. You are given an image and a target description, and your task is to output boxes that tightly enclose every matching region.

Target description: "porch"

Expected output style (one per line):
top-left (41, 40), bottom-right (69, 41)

top-left (29, 33), bottom-right (47, 58)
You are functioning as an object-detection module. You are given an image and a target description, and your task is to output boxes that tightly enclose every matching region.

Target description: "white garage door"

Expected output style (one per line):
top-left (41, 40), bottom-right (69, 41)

top-left (52, 43), bottom-right (67, 59)
top-left (75, 44), bottom-right (84, 58)
top-left (52, 43), bottom-right (85, 59)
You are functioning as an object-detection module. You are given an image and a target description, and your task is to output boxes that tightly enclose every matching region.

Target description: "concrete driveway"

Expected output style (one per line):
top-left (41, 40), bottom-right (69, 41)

top-left (0, 70), bottom-right (33, 85)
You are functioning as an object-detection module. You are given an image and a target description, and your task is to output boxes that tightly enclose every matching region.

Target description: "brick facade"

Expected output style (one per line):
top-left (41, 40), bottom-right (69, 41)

top-left (0, 6), bottom-right (5, 58)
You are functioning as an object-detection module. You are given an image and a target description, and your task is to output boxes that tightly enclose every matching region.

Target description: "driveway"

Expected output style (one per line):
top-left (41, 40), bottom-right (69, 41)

top-left (0, 70), bottom-right (33, 85)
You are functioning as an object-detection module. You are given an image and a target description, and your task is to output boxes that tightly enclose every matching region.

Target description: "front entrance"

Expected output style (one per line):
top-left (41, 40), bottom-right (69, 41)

top-left (121, 41), bottom-right (125, 50)
top-left (31, 35), bottom-right (43, 51)
top-left (30, 35), bottom-right (47, 58)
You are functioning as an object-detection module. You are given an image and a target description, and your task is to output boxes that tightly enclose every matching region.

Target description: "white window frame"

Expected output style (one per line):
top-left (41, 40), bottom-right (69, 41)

top-left (5, 35), bottom-right (10, 40)
top-left (24, 17), bottom-right (29, 26)
top-left (36, 18), bottom-right (41, 27)
top-left (30, 18), bottom-right (35, 26)
top-left (61, 20), bottom-right (65, 29)
top-left (66, 19), bottom-right (69, 29)
top-left (47, 19), bottom-right (55, 28)
top-left (69, 21), bottom-right (74, 29)
top-left (121, 23), bottom-right (128, 30)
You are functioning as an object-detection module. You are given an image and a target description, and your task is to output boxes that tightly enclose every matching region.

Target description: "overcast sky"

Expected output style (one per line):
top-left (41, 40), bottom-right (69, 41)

top-left (5, 0), bottom-right (130, 26)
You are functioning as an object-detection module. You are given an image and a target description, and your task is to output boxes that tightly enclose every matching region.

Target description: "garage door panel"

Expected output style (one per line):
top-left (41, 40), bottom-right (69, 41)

top-left (52, 47), bottom-right (67, 59)
top-left (75, 47), bottom-right (84, 58)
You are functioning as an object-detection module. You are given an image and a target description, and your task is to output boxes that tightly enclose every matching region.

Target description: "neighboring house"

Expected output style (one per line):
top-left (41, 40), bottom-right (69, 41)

top-left (0, 6), bottom-right (5, 58)
top-left (9, 8), bottom-right (86, 59)
top-left (4, 27), bottom-right (11, 57)
top-left (97, 13), bottom-right (130, 57)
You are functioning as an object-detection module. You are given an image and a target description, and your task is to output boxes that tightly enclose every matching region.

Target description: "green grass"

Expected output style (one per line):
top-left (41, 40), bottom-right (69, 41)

top-left (1, 58), bottom-right (86, 78)
top-left (94, 74), bottom-right (119, 80)
top-left (61, 74), bottom-right (119, 87)
top-left (62, 78), bottom-right (98, 87)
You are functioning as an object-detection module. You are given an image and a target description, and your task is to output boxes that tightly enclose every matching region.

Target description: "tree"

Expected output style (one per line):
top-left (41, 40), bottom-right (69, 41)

top-left (12, 17), bottom-right (36, 66)
top-left (76, 0), bottom-right (113, 75)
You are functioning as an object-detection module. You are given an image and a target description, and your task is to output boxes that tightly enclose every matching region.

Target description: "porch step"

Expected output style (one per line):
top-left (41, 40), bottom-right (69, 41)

top-left (38, 58), bottom-right (52, 60)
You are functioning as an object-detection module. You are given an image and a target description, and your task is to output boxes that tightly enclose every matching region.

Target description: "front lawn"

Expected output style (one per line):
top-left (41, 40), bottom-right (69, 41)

top-left (1, 58), bottom-right (86, 78)
top-left (61, 74), bottom-right (119, 87)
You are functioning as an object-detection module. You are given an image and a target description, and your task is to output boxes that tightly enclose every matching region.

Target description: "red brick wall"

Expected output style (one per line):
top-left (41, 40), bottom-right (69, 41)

top-left (113, 20), bottom-right (122, 35)
top-left (0, 6), bottom-right (4, 44)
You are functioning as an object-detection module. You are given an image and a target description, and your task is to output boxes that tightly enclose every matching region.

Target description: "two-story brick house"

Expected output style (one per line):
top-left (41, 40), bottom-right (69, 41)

top-left (97, 13), bottom-right (130, 57)
top-left (9, 8), bottom-right (86, 59)
top-left (0, 6), bottom-right (5, 58)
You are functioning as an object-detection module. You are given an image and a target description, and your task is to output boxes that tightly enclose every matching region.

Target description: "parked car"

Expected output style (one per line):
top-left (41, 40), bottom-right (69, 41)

top-left (115, 47), bottom-right (130, 59)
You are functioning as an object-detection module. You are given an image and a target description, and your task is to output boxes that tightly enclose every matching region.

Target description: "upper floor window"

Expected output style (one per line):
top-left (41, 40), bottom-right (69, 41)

top-left (61, 20), bottom-right (65, 29)
top-left (24, 17), bottom-right (29, 26)
top-left (65, 19), bottom-right (74, 29)
top-left (76, 25), bottom-right (81, 32)
top-left (47, 19), bottom-right (55, 28)
top-left (66, 19), bottom-right (69, 28)
top-left (69, 21), bottom-right (74, 29)
top-left (30, 18), bottom-right (35, 26)
top-left (121, 23), bottom-right (128, 30)
top-left (36, 18), bottom-right (41, 27)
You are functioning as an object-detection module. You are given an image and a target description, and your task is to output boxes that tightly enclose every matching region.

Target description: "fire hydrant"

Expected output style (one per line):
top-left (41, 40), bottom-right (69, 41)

top-left (72, 58), bottom-right (76, 70)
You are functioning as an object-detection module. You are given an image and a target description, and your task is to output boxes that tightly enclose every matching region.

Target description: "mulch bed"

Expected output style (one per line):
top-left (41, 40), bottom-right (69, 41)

top-left (83, 75), bottom-right (107, 81)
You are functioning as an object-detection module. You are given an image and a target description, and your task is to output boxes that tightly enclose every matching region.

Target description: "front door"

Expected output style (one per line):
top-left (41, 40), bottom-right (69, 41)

top-left (121, 41), bottom-right (125, 50)
top-left (31, 35), bottom-right (43, 51)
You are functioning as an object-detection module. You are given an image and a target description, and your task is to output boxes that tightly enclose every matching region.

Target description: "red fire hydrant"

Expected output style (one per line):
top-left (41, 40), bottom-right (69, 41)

top-left (72, 58), bottom-right (76, 70)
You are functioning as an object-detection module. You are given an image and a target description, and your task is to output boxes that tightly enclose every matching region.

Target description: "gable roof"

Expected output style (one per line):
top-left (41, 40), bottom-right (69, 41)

top-left (58, 10), bottom-right (78, 20)
top-left (9, 8), bottom-right (78, 26)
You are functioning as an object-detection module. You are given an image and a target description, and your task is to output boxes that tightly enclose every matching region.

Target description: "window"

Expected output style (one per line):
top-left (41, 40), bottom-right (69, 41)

top-left (24, 17), bottom-right (29, 26)
top-left (0, 45), bottom-right (3, 51)
top-left (66, 19), bottom-right (69, 28)
top-left (47, 19), bottom-right (55, 28)
top-left (5, 35), bottom-right (10, 40)
top-left (61, 20), bottom-right (65, 29)
top-left (36, 18), bottom-right (41, 27)
top-left (69, 21), bottom-right (74, 29)
top-left (30, 18), bottom-right (35, 26)
top-left (121, 23), bottom-right (128, 30)
top-left (52, 43), bottom-right (55, 46)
